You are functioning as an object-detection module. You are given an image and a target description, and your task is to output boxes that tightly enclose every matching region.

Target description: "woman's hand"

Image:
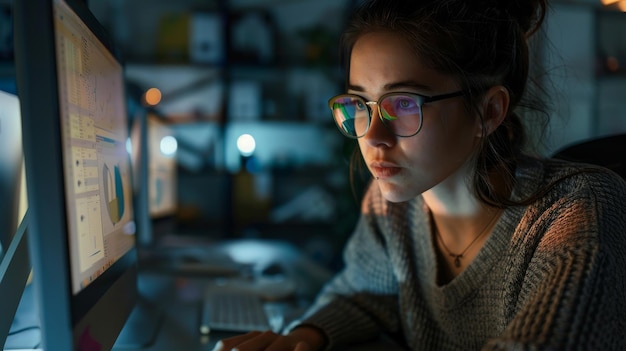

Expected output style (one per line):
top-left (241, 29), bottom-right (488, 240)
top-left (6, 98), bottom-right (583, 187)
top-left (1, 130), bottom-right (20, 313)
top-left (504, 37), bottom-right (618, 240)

top-left (212, 326), bottom-right (326, 351)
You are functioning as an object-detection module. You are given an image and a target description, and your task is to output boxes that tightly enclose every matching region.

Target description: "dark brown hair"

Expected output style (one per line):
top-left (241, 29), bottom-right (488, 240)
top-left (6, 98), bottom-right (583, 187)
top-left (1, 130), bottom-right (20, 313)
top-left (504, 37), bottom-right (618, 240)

top-left (342, 0), bottom-right (550, 207)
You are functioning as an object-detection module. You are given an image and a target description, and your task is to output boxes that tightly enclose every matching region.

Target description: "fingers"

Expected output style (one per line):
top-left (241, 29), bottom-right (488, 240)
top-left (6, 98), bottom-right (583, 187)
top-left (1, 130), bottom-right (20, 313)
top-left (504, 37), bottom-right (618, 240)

top-left (235, 330), bottom-right (280, 350)
top-left (212, 331), bottom-right (263, 351)
top-left (294, 342), bottom-right (312, 351)
top-left (212, 330), bottom-right (314, 351)
top-left (212, 330), bottom-right (280, 351)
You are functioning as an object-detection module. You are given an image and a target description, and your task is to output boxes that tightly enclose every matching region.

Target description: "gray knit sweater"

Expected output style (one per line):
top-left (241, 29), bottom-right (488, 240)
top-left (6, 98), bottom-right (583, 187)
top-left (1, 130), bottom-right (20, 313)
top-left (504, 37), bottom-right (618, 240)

top-left (297, 156), bottom-right (626, 350)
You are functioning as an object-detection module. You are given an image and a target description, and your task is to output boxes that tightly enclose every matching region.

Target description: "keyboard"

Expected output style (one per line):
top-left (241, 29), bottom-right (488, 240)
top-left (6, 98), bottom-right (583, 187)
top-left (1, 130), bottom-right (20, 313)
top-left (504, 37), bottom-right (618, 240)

top-left (199, 292), bottom-right (271, 335)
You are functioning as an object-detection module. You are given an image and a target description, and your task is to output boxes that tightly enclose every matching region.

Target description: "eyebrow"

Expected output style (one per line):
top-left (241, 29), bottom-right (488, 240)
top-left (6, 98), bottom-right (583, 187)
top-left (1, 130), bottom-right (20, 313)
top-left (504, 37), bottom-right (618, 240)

top-left (347, 81), bottom-right (434, 94)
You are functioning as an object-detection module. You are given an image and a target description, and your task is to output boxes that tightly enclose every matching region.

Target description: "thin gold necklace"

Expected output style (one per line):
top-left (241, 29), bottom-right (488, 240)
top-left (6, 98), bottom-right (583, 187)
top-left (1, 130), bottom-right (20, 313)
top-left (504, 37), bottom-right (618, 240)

top-left (434, 211), bottom-right (500, 268)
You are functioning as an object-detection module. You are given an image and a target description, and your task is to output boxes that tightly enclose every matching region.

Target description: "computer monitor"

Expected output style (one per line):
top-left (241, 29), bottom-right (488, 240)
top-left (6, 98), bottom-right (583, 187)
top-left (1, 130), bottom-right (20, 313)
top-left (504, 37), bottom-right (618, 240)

top-left (147, 113), bottom-right (178, 221)
top-left (127, 110), bottom-right (178, 247)
top-left (14, 0), bottom-right (138, 350)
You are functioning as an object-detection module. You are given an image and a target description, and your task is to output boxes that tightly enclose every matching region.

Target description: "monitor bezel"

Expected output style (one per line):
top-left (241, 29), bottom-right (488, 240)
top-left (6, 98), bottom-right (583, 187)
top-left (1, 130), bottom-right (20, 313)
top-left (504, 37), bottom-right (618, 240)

top-left (14, 0), bottom-right (138, 349)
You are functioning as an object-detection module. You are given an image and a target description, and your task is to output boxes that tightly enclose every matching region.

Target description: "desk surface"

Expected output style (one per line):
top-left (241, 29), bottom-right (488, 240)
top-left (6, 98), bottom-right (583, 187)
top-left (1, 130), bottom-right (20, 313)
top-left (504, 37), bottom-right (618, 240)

top-left (7, 239), bottom-right (406, 351)
top-left (116, 238), bottom-right (330, 351)
top-left (114, 239), bottom-right (406, 351)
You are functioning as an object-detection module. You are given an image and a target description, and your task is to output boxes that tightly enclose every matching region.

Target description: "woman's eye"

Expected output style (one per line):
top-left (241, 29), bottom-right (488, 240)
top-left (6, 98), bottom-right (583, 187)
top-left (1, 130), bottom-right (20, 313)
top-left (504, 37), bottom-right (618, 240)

top-left (397, 98), bottom-right (415, 109)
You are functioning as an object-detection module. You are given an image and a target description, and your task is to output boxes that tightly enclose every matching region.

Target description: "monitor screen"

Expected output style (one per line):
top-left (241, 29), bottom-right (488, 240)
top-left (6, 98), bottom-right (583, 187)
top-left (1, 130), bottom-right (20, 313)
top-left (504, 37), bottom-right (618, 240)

top-left (127, 111), bottom-right (178, 246)
top-left (147, 113), bottom-right (178, 219)
top-left (14, 0), bottom-right (138, 349)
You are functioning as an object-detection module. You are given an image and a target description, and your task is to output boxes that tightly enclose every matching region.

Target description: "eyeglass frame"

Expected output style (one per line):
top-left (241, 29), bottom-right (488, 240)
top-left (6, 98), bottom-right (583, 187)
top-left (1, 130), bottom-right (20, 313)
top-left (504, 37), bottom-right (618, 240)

top-left (328, 90), bottom-right (465, 138)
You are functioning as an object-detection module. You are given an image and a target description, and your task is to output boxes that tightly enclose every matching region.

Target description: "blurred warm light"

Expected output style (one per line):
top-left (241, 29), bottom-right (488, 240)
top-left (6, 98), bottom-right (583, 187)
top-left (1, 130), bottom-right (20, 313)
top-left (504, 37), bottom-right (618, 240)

top-left (144, 87), bottom-right (162, 106)
top-left (607, 56), bottom-right (620, 72)
top-left (600, 0), bottom-right (626, 11)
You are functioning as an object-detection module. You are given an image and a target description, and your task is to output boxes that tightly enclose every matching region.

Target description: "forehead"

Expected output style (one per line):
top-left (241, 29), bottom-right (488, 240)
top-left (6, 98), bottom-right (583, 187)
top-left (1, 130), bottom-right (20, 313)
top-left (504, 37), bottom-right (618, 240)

top-left (348, 31), bottom-right (456, 94)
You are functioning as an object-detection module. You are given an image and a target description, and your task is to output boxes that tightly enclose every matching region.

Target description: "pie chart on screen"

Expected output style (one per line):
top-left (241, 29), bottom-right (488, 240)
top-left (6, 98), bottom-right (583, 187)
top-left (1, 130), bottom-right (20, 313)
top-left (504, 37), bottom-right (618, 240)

top-left (103, 163), bottom-right (125, 224)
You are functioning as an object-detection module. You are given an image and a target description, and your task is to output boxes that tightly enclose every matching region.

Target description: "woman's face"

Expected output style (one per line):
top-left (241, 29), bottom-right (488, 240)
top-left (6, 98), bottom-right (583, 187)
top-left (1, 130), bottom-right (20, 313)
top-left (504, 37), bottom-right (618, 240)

top-left (350, 31), bottom-right (481, 203)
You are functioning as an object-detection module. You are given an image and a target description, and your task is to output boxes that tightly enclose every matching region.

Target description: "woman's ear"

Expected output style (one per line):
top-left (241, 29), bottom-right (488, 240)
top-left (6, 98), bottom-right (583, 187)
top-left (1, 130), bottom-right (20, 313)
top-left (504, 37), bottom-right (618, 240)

top-left (478, 86), bottom-right (509, 137)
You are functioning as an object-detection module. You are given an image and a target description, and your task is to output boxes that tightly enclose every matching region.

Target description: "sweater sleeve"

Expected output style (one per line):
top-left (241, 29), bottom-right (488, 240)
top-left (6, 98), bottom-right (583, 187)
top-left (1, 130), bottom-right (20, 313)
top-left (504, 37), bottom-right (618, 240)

top-left (289, 185), bottom-right (403, 350)
top-left (484, 170), bottom-right (626, 350)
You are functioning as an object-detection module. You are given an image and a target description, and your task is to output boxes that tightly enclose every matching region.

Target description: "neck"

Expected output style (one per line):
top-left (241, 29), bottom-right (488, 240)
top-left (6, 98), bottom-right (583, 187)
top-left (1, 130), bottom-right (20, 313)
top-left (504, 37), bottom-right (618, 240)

top-left (421, 155), bottom-right (483, 216)
top-left (430, 205), bottom-right (498, 245)
top-left (430, 206), bottom-right (501, 281)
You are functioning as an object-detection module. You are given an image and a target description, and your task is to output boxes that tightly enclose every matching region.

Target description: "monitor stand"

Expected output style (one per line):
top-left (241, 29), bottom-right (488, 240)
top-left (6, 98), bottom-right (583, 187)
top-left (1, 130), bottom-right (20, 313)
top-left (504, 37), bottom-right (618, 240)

top-left (113, 296), bottom-right (163, 349)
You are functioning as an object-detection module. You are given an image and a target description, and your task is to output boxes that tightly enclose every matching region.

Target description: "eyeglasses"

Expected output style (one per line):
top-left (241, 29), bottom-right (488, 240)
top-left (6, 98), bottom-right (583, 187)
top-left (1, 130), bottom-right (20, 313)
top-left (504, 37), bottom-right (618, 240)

top-left (328, 91), bottom-right (464, 138)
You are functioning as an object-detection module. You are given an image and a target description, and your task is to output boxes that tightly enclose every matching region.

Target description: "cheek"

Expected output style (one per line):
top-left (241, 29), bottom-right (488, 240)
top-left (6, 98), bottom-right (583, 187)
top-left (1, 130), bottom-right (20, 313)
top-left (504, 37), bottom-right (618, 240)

top-left (425, 105), bottom-right (477, 143)
top-left (409, 107), bottom-right (479, 167)
top-left (357, 138), bottom-right (372, 162)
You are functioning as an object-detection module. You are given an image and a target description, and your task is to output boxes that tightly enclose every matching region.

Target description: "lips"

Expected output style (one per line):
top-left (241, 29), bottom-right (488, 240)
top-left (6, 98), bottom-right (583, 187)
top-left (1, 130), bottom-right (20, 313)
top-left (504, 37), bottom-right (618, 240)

top-left (369, 161), bottom-right (402, 179)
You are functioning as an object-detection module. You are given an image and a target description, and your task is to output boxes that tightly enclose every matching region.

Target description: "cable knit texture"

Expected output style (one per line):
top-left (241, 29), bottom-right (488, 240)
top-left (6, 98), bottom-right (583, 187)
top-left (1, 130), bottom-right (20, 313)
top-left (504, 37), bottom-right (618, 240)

top-left (294, 156), bottom-right (626, 350)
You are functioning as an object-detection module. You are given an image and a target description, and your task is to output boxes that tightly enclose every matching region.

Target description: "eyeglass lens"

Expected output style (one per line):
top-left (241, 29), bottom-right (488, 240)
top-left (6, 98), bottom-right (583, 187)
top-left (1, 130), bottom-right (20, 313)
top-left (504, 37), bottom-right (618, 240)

top-left (330, 93), bottom-right (423, 138)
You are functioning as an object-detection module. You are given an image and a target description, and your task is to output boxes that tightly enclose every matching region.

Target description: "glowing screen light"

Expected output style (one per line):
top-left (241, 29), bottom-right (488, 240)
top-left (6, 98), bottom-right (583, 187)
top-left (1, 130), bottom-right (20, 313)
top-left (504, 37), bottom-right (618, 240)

top-left (237, 133), bottom-right (256, 157)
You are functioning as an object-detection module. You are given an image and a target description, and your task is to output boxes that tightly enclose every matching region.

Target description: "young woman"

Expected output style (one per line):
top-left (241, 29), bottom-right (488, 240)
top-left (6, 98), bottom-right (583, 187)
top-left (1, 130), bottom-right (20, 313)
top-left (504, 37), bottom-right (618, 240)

top-left (214, 0), bottom-right (626, 350)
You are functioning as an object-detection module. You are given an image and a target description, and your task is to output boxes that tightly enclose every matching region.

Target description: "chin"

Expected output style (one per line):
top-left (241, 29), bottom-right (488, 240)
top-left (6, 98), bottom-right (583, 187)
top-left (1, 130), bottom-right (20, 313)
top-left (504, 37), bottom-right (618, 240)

top-left (377, 181), bottom-right (416, 203)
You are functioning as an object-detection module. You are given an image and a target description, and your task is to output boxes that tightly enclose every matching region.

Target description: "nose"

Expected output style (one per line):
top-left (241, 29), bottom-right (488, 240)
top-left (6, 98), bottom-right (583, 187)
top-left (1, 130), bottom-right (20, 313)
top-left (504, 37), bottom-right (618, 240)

top-left (362, 106), bottom-right (396, 148)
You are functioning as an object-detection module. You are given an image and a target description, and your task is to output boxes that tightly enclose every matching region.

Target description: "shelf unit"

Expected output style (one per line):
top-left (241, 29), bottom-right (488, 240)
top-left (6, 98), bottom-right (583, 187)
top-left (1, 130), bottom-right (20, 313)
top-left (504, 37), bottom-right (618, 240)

top-left (90, 0), bottom-right (353, 168)
top-left (85, 0), bottom-right (361, 248)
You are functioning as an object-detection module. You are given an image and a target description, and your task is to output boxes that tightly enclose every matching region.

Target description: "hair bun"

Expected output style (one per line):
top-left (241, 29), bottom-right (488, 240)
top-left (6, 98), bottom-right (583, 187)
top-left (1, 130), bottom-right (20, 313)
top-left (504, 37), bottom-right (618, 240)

top-left (495, 0), bottom-right (547, 36)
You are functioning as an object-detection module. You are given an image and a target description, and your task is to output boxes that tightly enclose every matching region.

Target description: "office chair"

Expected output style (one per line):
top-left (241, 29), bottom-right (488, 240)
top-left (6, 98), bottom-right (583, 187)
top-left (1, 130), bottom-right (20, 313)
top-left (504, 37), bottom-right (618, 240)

top-left (552, 133), bottom-right (626, 179)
